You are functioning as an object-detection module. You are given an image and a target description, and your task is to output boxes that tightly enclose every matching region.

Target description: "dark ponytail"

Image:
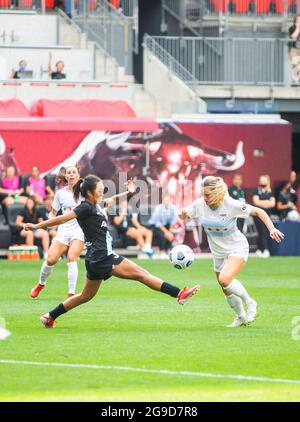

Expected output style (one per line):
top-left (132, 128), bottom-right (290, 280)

top-left (73, 175), bottom-right (101, 201)
top-left (73, 178), bottom-right (84, 201)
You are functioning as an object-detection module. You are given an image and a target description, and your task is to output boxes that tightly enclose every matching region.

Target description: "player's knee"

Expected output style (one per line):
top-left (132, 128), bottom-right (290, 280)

top-left (218, 274), bottom-right (231, 287)
top-left (80, 291), bottom-right (95, 303)
top-left (135, 268), bottom-right (150, 282)
top-left (47, 256), bottom-right (58, 266)
top-left (67, 254), bottom-right (78, 262)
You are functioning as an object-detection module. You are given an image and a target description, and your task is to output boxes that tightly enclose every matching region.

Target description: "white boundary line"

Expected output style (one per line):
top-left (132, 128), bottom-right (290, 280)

top-left (1, 359), bottom-right (300, 385)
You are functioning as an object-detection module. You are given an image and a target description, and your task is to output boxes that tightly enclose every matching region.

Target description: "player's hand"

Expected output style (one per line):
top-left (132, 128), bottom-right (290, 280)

top-left (179, 209), bottom-right (189, 220)
top-left (24, 223), bottom-right (36, 231)
top-left (270, 228), bottom-right (285, 243)
top-left (125, 178), bottom-right (135, 194)
top-left (165, 231), bottom-right (174, 242)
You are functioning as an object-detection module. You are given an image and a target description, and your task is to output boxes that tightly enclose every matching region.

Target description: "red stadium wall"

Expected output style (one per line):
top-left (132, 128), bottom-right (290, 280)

top-left (176, 121), bottom-right (292, 189)
top-left (0, 118), bottom-right (292, 192)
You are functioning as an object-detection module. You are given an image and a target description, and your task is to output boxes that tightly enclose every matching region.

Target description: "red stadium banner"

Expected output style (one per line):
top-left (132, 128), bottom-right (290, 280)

top-left (0, 117), bottom-right (292, 193)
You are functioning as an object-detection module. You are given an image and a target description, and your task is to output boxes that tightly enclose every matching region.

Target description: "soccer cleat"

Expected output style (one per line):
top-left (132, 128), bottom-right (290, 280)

top-left (227, 316), bottom-right (248, 328)
top-left (40, 313), bottom-right (56, 328)
top-left (177, 285), bottom-right (200, 305)
top-left (30, 283), bottom-right (45, 298)
top-left (246, 300), bottom-right (258, 323)
top-left (67, 293), bottom-right (75, 299)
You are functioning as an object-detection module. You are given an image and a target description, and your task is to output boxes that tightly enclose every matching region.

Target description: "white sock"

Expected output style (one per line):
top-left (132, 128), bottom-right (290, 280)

top-left (226, 294), bottom-right (246, 318)
top-left (39, 262), bottom-right (53, 285)
top-left (224, 279), bottom-right (252, 305)
top-left (67, 262), bottom-right (78, 294)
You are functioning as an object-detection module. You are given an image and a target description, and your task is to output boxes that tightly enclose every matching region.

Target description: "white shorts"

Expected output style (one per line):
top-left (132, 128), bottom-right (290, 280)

top-left (213, 248), bottom-right (249, 273)
top-left (53, 229), bottom-right (84, 246)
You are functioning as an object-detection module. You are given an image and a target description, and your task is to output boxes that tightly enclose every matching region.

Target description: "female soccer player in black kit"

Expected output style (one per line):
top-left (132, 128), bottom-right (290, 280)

top-left (25, 175), bottom-right (199, 328)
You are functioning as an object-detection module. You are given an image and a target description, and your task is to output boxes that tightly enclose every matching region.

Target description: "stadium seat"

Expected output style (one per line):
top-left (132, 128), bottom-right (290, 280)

top-left (256, 0), bottom-right (277, 13)
top-left (6, 204), bottom-right (25, 229)
top-left (0, 204), bottom-right (11, 249)
top-left (0, 0), bottom-right (11, 7)
top-left (19, 174), bottom-right (30, 190)
top-left (228, 0), bottom-right (252, 13)
top-left (0, 223), bottom-right (11, 249)
top-left (45, 0), bottom-right (55, 8)
top-left (207, 0), bottom-right (226, 13)
top-left (110, 0), bottom-right (120, 8)
top-left (44, 174), bottom-right (56, 192)
top-left (18, 0), bottom-right (33, 8)
top-left (287, 0), bottom-right (300, 13)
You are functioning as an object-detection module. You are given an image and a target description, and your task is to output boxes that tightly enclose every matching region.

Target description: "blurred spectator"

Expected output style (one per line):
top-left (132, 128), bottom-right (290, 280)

top-left (276, 180), bottom-right (299, 221)
top-left (0, 146), bottom-right (20, 179)
top-left (0, 166), bottom-right (27, 206)
top-left (289, 170), bottom-right (298, 204)
top-left (252, 175), bottom-right (275, 258)
top-left (113, 200), bottom-right (154, 256)
top-left (228, 173), bottom-right (246, 232)
top-left (148, 195), bottom-right (177, 257)
top-left (296, 173), bottom-right (300, 213)
top-left (15, 197), bottom-right (50, 257)
top-left (38, 197), bottom-right (57, 241)
top-left (48, 52), bottom-right (66, 80)
top-left (25, 165), bottom-right (54, 204)
top-left (54, 166), bottom-right (67, 191)
top-left (10, 60), bottom-right (33, 79)
top-left (289, 15), bottom-right (300, 84)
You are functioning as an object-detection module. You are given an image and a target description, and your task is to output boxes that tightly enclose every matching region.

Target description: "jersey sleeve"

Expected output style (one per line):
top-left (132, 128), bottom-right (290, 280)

top-left (73, 202), bottom-right (90, 220)
top-left (228, 197), bottom-right (253, 219)
top-left (51, 191), bottom-right (61, 212)
top-left (183, 198), bottom-right (204, 219)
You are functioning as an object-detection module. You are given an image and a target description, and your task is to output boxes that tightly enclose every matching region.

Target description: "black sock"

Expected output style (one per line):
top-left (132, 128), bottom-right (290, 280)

top-left (160, 282), bottom-right (180, 298)
top-left (49, 303), bottom-right (67, 320)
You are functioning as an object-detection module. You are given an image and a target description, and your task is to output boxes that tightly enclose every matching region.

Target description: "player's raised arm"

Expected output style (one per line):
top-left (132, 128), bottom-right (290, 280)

top-left (24, 210), bottom-right (77, 231)
top-left (178, 209), bottom-right (189, 220)
top-left (179, 198), bottom-right (203, 220)
top-left (104, 178), bottom-right (135, 208)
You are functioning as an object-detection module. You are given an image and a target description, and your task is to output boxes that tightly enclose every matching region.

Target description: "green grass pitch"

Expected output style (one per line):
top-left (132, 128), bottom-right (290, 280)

top-left (0, 257), bottom-right (300, 402)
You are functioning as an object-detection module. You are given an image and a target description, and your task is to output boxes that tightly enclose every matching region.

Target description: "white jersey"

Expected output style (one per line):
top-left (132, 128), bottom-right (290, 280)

top-left (184, 196), bottom-right (253, 258)
top-left (52, 187), bottom-right (83, 234)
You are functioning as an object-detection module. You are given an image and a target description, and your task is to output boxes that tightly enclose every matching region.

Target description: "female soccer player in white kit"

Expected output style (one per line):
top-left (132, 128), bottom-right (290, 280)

top-left (30, 166), bottom-right (84, 299)
top-left (179, 176), bottom-right (285, 327)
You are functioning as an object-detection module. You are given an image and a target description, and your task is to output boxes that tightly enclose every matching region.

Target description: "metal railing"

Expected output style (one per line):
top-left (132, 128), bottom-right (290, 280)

top-left (67, 0), bottom-right (137, 75)
top-left (162, 0), bottom-right (300, 19)
top-left (144, 35), bottom-right (200, 86)
top-left (145, 35), bottom-right (291, 86)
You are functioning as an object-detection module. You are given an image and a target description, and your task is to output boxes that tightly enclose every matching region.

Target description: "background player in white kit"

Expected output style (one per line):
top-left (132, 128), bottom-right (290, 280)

top-left (179, 176), bottom-right (284, 327)
top-left (30, 166), bottom-right (84, 299)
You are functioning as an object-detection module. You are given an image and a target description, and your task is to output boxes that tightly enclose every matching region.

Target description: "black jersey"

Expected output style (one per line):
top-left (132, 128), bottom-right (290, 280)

top-left (74, 201), bottom-right (113, 261)
top-left (253, 187), bottom-right (275, 215)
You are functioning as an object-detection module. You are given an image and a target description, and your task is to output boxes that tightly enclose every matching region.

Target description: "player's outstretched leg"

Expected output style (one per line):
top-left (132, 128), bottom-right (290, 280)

top-left (112, 258), bottom-right (200, 305)
top-left (40, 278), bottom-right (102, 328)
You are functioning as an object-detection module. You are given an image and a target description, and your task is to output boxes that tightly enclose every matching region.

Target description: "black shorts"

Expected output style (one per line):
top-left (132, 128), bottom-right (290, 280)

top-left (85, 253), bottom-right (124, 281)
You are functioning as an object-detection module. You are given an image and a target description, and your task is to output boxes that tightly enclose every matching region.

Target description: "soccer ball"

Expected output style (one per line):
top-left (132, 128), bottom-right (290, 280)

top-left (169, 244), bottom-right (195, 270)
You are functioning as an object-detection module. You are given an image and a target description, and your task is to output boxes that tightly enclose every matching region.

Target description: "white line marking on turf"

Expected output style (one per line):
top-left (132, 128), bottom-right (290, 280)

top-left (0, 359), bottom-right (300, 385)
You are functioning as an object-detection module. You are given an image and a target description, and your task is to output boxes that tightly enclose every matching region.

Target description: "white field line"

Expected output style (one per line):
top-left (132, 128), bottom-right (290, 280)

top-left (0, 359), bottom-right (300, 385)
